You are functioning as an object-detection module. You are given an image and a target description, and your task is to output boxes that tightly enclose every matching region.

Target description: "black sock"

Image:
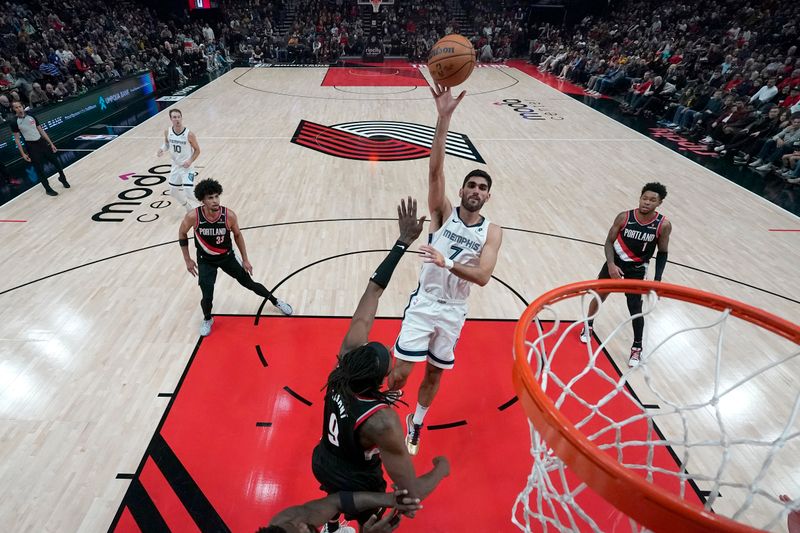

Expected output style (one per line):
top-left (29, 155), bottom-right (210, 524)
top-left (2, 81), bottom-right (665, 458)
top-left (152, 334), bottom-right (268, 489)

top-left (587, 319), bottom-right (594, 329)
top-left (201, 298), bottom-right (213, 320)
top-left (326, 520), bottom-right (339, 532)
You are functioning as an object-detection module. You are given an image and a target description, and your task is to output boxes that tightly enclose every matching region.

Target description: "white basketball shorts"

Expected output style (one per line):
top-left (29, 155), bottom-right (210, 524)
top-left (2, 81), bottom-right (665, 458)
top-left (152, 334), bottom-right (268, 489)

top-left (169, 166), bottom-right (196, 188)
top-left (394, 289), bottom-right (467, 370)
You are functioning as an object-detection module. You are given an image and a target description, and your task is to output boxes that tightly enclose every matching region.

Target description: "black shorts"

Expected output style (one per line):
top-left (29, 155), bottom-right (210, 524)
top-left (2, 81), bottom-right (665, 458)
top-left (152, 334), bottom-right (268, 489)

top-left (197, 252), bottom-right (242, 286)
top-left (598, 258), bottom-right (647, 280)
top-left (311, 443), bottom-right (387, 522)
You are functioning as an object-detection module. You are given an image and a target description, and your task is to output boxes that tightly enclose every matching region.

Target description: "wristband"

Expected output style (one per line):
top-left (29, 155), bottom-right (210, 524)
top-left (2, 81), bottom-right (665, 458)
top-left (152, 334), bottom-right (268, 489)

top-left (370, 240), bottom-right (407, 289)
top-left (339, 491), bottom-right (357, 516)
top-left (443, 258), bottom-right (454, 270)
top-left (179, 238), bottom-right (189, 247)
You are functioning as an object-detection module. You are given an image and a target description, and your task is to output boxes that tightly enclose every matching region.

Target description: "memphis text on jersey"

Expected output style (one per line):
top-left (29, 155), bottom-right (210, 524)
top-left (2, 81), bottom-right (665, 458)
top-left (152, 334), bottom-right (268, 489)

top-left (442, 228), bottom-right (481, 251)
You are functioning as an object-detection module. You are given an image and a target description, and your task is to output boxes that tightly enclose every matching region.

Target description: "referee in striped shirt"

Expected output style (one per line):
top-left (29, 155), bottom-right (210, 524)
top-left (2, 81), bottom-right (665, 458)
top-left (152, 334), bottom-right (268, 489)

top-left (11, 101), bottom-right (70, 196)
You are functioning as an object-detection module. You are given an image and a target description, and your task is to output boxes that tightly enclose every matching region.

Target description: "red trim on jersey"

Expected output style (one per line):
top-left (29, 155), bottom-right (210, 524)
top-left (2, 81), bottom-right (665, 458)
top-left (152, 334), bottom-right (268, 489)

top-left (615, 234), bottom-right (643, 262)
top-left (195, 233), bottom-right (228, 255)
top-left (618, 210), bottom-right (630, 231)
top-left (194, 207), bottom-right (200, 231)
top-left (201, 205), bottom-right (223, 224)
top-left (354, 403), bottom-right (389, 430)
top-left (655, 215), bottom-right (667, 238)
top-left (632, 209), bottom-right (659, 226)
top-left (224, 207), bottom-right (231, 230)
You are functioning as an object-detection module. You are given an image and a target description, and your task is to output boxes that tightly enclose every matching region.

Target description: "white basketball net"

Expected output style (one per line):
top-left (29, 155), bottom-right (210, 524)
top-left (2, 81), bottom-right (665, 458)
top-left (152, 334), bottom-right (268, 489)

top-left (370, 0), bottom-right (382, 13)
top-left (512, 289), bottom-right (800, 532)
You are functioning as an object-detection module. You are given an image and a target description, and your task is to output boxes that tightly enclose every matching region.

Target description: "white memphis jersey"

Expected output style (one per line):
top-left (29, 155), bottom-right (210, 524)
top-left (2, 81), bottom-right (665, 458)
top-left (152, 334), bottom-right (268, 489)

top-left (418, 207), bottom-right (490, 301)
top-left (168, 127), bottom-right (193, 168)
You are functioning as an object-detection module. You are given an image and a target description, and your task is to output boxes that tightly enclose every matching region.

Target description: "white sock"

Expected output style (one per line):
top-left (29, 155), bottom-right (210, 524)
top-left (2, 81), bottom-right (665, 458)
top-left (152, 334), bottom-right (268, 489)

top-left (412, 403), bottom-right (429, 426)
top-left (170, 185), bottom-right (189, 211)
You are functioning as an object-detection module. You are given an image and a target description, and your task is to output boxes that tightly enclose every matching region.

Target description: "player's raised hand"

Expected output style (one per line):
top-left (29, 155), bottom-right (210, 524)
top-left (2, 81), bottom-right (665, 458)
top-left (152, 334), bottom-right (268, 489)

top-left (430, 82), bottom-right (465, 118)
top-left (398, 196), bottom-right (426, 245)
top-left (419, 244), bottom-right (445, 268)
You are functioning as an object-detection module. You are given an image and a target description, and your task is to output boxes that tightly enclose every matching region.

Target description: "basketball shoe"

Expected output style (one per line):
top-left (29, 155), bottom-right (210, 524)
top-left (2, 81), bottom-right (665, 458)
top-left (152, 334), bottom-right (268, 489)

top-left (321, 520), bottom-right (356, 533)
top-left (405, 413), bottom-right (422, 456)
top-left (628, 346), bottom-right (642, 367)
top-left (274, 298), bottom-right (293, 315)
top-left (200, 318), bottom-right (214, 336)
top-left (579, 325), bottom-right (592, 344)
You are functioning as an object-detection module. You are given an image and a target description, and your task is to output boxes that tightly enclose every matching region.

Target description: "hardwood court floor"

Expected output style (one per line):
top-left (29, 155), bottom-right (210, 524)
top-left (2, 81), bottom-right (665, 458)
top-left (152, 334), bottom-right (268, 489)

top-left (0, 65), bottom-right (798, 532)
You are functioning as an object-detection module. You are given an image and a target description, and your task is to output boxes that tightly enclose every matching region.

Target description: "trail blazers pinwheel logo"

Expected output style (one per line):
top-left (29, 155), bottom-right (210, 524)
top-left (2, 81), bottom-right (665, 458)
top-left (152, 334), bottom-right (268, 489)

top-left (291, 120), bottom-right (485, 163)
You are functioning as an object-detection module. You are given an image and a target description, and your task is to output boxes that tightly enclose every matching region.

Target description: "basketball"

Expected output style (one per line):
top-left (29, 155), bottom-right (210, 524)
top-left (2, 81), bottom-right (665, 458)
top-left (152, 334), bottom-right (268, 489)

top-left (427, 34), bottom-right (475, 87)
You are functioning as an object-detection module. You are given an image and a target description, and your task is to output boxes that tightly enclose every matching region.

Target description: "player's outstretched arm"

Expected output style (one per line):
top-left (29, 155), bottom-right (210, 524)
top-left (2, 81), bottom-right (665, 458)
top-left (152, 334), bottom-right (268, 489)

top-left (419, 223), bottom-right (503, 287)
top-left (267, 488), bottom-right (421, 530)
top-left (654, 219), bottom-right (671, 281)
top-left (178, 210), bottom-right (198, 276)
top-left (360, 409), bottom-right (450, 501)
top-left (339, 198), bottom-right (425, 356)
top-left (604, 212), bottom-right (627, 279)
top-left (428, 83), bottom-right (464, 228)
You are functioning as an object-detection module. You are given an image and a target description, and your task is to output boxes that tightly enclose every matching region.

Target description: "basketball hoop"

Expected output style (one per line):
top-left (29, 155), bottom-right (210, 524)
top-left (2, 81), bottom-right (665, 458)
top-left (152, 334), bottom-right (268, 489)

top-left (512, 279), bottom-right (800, 532)
top-left (369, 0), bottom-right (382, 13)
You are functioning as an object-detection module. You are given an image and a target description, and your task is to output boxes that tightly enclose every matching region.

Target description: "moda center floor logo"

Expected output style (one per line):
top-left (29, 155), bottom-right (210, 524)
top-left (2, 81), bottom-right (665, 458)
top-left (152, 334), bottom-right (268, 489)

top-left (494, 99), bottom-right (564, 121)
top-left (291, 120), bottom-right (485, 163)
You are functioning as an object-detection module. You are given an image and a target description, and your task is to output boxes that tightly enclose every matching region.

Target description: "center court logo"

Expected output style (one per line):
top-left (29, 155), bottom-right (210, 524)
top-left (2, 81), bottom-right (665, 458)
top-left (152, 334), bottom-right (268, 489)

top-left (291, 120), bottom-right (485, 163)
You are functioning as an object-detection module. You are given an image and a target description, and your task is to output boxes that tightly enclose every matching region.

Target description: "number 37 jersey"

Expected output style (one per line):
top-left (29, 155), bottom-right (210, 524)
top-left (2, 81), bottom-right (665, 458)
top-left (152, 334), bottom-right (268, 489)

top-left (419, 206), bottom-right (490, 301)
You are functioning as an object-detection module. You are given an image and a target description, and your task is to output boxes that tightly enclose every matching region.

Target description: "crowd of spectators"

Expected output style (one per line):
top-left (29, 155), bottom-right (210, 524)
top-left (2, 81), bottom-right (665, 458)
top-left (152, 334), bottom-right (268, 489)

top-left (462, 0), bottom-right (528, 63)
top-left (247, 0), bottom-right (470, 65)
top-left (3, 0), bottom-right (800, 182)
top-left (530, 0), bottom-right (800, 182)
top-left (0, 0), bottom-right (250, 119)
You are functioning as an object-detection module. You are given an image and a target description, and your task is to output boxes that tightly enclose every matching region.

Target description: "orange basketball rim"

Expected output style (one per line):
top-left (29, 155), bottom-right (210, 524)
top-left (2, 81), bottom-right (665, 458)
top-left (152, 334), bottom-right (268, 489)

top-left (512, 279), bottom-right (800, 533)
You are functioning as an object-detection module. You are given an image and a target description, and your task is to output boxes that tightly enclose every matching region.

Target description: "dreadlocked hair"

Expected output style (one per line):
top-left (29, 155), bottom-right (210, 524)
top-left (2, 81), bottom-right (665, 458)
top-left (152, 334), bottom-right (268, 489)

top-left (323, 345), bottom-right (406, 407)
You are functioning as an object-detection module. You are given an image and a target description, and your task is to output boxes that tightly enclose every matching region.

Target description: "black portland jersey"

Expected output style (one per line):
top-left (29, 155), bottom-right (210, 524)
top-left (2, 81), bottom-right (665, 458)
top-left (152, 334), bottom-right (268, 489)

top-left (194, 206), bottom-right (232, 259)
top-left (320, 389), bottom-right (390, 467)
top-left (613, 209), bottom-right (666, 264)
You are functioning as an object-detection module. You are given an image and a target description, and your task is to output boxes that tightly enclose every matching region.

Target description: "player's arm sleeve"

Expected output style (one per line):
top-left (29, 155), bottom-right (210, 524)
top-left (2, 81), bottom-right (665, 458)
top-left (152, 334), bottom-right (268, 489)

top-left (339, 240), bottom-right (408, 355)
top-left (654, 219), bottom-right (671, 281)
